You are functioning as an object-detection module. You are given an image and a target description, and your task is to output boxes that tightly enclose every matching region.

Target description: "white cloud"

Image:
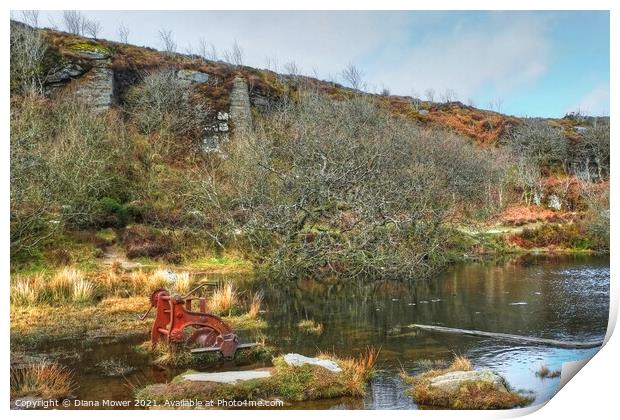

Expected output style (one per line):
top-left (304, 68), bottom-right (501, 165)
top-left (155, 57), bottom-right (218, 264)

top-left (567, 84), bottom-right (610, 116)
top-left (365, 13), bottom-right (553, 99)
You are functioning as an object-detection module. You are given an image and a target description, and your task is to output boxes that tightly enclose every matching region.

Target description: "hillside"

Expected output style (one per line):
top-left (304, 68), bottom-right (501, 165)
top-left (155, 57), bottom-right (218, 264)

top-left (10, 21), bottom-right (610, 278)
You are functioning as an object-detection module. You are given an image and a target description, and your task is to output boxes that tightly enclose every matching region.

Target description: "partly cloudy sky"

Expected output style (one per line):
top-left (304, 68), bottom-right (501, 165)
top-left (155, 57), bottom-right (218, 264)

top-left (14, 10), bottom-right (610, 117)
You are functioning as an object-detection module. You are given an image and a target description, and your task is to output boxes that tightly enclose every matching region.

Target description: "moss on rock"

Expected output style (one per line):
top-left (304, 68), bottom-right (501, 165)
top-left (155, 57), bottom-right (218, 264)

top-left (136, 351), bottom-right (377, 404)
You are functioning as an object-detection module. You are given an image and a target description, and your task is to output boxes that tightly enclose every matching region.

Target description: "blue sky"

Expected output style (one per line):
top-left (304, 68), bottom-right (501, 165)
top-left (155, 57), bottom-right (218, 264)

top-left (14, 10), bottom-right (610, 117)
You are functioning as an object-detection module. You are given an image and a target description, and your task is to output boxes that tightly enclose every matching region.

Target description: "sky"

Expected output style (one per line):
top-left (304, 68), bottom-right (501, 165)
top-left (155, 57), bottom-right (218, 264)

top-left (13, 10), bottom-right (611, 117)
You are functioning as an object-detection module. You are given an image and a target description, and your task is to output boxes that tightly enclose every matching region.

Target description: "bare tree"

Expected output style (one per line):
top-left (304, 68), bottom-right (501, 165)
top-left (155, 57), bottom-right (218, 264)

top-left (47, 16), bottom-right (59, 30)
top-left (118, 23), bottom-right (129, 44)
top-left (489, 97), bottom-right (504, 113)
top-left (84, 19), bottom-right (102, 38)
top-left (206, 43), bottom-right (218, 61)
top-left (10, 22), bottom-right (48, 94)
top-left (410, 89), bottom-right (421, 111)
top-left (63, 10), bottom-right (87, 35)
top-left (341, 63), bottom-right (364, 90)
top-left (223, 39), bottom-right (243, 66)
top-left (265, 56), bottom-right (279, 72)
top-left (158, 28), bottom-right (176, 54)
top-left (424, 88), bottom-right (435, 102)
top-left (21, 10), bottom-right (39, 27)
top-left (441, 88), bottom-right (457, 103)
top-left (283, 61), bottom-right (300, 77)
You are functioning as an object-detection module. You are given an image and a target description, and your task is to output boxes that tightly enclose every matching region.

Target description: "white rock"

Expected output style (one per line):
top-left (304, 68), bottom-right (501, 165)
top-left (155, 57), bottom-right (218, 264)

top-left (183, 369), bottom-right (271, 384)
top-left (429, 370), bottom-right (508, 393)
top-left (283, 353), bottom-right (342, 373)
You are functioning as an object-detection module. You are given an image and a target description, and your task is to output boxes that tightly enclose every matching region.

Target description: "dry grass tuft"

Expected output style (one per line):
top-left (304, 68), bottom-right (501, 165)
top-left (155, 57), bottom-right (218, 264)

top-left (209, 281), bottom-right (237, 315)
top-left (71, 278), bottom-right (95, 303)
top-left (172, 272), bottom-right (191, 294)
top-left (11, 269), bottom-right (96, 304)
top-left (10, 275), bottom-right (42, 305)
top-left (297, 319), bottom-right (324, 335)
top-left (248, 290), bottom-right (264, 319)
top-left (10, 362), bottom-right (75, 400)
top-left (536, 364), bottom-right (561, 379)
top-left (49, 268), bottom-right (80, 301)
top-left (451, 355), bottom-right (473, 371)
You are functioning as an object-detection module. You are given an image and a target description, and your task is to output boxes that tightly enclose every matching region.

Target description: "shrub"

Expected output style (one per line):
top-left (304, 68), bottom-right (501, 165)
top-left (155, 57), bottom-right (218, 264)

top-left (10, 362), bottom-right (75, 400)
top-left (10, 22), bottom-right (48, 95)
top-left (514, 224), bottom-right (589, 249)
top-left (125, 69), bottom-right (211, 151)
top-left (231, 91), bottom-right (508, 280)
top-left (10, 93), bottom-right (131, 259)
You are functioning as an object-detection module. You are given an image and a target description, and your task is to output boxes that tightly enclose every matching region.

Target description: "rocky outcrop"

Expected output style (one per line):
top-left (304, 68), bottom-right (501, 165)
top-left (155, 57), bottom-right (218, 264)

top-left (283, 353), bottom-right (342, 373)
top-left (177, 69), bottom-right (209, 84)
top-left (229, 76), bottom-right (252, 135)
top-left (75, 61), bottom-right (114, 111)
top-left (428, 369), bottom-right (508, 393)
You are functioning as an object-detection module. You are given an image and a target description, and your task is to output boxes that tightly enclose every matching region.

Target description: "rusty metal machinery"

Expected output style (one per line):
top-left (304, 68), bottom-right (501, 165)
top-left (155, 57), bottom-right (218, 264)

top-left (140, 283), bottom-right (254, 358)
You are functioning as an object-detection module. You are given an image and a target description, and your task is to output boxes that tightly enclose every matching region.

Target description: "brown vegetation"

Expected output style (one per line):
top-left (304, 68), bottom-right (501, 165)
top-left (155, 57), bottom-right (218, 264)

top-left (10, 362), bottom-right (75, 400)
top-left (402, 356), bottom-right (531, 409)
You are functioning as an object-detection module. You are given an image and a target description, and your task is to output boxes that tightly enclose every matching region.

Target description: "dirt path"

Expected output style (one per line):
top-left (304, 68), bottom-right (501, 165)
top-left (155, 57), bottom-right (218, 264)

top-left (101, 246), bottom-right (143, 270)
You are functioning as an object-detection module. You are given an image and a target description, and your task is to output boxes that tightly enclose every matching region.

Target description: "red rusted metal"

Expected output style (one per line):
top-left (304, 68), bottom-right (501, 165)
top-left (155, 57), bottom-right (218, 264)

top-left (142, 285), bottom-right (242, 358)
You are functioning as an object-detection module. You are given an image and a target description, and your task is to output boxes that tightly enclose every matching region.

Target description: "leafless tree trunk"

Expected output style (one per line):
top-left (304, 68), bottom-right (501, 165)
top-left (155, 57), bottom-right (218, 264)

top-left (85, 19), bottom-right (102, 38)
top-left (63, 10), bottom-right (87, 35)
top-left (158, 28), bottom-right (177, 54)
top-left (424, 88), bottom-right (435, 102)
top-left (118, 23), bottom-right (130, 44)
top-left (341, 63), bottom-right (364, 90)
top-left (223, 40), bottom-right (243, 66)
top-left (21, 10), bottom-right (39, 27)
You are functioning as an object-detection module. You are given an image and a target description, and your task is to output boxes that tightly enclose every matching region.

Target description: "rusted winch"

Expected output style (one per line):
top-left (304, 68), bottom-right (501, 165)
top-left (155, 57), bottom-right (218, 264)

top-left (139, 283), bottom-right (255, 358)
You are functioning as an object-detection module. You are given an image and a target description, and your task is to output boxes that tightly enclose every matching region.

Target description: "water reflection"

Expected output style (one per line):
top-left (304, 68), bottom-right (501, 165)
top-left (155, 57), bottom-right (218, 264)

top-left (249, 254), bottom-right (609, 408)
top-left (53, 255), bottom-right (610, 409)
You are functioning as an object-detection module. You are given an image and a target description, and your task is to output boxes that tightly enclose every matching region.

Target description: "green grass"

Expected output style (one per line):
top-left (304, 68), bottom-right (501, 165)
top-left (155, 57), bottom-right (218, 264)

top-left (184, 255), bottom-right (252, 273)
top-left (136, 350), bottom-right (378, 403)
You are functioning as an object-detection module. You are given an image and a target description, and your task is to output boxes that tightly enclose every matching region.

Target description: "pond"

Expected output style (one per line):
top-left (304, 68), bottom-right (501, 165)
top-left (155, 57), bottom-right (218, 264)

top-left (44, 254), bottom-right (610, 409)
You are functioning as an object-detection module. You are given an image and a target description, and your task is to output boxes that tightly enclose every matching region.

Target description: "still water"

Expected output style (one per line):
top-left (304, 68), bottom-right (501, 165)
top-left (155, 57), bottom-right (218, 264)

top-left (53, 255), bottom-right (611, 409)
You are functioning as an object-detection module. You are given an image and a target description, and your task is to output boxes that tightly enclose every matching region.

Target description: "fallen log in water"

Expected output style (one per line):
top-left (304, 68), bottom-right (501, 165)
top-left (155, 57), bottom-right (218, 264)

top-left (408, 324), bottom-right (604, 349)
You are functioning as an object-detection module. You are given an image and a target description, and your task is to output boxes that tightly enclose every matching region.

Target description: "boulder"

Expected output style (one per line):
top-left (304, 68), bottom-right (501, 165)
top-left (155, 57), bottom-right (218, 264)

top-left (182, 369), bottom-right (272, 384)
top-left (46, 63), bottom-right (86, 85)
top-left (428, 369), bottom-right (508, 393)
top-left (177, 69), bottom-right (209, 84)
top-left (283, 353), bottom-right (342, 373)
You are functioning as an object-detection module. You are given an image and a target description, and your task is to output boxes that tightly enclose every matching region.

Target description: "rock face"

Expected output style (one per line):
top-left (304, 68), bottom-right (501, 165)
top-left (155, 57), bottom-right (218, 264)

top-left (428, 370), bottom-right (508, 393)
top-left (76, 62), bottom-right (114, 111)
top-left (46, 63), bottom-right (87, 86)
top-left (182, 369), bottom-right (272, 384)
top-left (177, 69), bottom-right (209, 84)
top-left (283, 353), bottom-right (342, 373)
top-left (229, 76), bottom-right (252, 135)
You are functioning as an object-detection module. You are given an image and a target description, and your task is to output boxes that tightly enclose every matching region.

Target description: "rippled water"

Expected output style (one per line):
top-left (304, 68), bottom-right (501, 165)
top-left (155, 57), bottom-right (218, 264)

top-left (41, 254), bottom-right (610, 409)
